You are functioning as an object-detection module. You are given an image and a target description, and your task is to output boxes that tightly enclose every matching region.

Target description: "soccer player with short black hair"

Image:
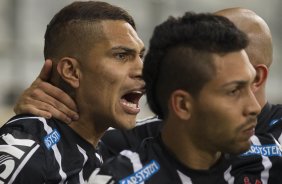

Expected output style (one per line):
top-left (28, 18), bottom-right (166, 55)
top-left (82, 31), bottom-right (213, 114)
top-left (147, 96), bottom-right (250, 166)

top-left (0, 1), bottom-right (145, 183)
top-left (89, 11), bottom-right (261, 183)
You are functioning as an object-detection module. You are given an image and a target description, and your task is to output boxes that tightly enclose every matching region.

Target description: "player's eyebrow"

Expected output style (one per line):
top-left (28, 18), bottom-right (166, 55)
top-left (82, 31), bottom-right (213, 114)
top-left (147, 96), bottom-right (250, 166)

top-left (220, 80), bottom-right (249, 89)
top-left (111, 46), bottom-right (145, 54)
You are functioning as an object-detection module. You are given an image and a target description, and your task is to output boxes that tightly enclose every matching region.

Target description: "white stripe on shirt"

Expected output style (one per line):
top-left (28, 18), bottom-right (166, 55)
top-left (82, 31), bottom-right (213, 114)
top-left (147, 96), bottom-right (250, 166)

top-left (224, 166), bottom-right (234, 184)
top-left (251, 135), bottom-right (271, 184)
top-left (40, 117), bottom-right (67, 184)
top-left (177, 170), bottom-right (193, 184)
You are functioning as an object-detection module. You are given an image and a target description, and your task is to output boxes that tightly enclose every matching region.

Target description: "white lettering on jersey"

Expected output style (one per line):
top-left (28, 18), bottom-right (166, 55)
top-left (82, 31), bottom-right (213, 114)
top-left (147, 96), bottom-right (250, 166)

top-left (1, 133), bottom-right (36, 159)
top-left (0, 155), bottom-right (15, 179)
top-left (2, 133), bottom-right (35, 146)
top-left (44, 129), bottom-right (61, 150)
top-left (119, 160), bottom-right (160, 184)
top-left (0, 145), bottom-right (24, 159)
top-left (0, 133), bottom-right (38, 183)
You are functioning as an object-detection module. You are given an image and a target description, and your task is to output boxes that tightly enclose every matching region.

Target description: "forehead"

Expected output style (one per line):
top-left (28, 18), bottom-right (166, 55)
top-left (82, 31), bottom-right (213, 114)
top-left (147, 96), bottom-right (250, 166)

top-left (99, 20), bottom-right (144, 51)
top-left (209, 50), bottom-right (256, 86)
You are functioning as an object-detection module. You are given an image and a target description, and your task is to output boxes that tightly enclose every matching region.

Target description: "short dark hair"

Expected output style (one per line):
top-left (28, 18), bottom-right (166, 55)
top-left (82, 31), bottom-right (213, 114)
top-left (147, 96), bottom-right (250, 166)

top-left (44, 1), bottom-right (135, 96)
top-left (143, 12), bottom-right (248, 119)
top-left (44, 1), bottom-right (136, 61)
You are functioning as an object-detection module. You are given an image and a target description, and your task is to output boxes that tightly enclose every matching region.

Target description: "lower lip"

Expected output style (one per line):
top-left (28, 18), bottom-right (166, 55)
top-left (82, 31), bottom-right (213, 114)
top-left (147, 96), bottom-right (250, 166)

top-left (120, 100), bottom-right (140, 115)
top-left (243, 128), bottom-right (255, 138)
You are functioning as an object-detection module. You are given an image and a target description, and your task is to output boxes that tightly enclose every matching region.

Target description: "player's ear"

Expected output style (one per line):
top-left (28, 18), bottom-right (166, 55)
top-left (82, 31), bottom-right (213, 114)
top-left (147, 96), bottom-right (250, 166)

top-left (169, 90), bottom-right (192, 120)
top-left (57, 57), bottom-right (81, 88)
top-left (252, 64), bottom-right (268, 92)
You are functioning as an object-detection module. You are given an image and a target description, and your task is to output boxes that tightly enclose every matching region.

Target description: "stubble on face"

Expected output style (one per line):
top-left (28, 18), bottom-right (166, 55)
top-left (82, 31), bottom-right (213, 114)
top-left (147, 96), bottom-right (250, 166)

top-left (77, 20), bottom-right (145, 133)
top-left (189, 51), bottom-right (258, 155)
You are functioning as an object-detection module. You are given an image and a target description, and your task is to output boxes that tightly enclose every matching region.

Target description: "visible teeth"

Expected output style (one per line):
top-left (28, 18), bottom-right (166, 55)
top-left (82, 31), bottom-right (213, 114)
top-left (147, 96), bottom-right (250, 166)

top-left (121, 101), bottom-right (137, 109)
top-left (132, 91), bottom-right (142, 94)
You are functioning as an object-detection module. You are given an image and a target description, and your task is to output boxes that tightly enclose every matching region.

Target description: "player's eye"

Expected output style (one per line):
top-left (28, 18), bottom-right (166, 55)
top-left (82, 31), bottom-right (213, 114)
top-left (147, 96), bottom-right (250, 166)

top-left (115, 53), bottom-right (127, 61)
top-left (228, 88), bottom-right (240, 96)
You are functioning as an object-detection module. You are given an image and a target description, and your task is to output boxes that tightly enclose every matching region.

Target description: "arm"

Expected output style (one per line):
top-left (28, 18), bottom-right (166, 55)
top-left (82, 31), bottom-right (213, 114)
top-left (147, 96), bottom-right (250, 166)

top-left (14, 60), bottom-right (79, 123)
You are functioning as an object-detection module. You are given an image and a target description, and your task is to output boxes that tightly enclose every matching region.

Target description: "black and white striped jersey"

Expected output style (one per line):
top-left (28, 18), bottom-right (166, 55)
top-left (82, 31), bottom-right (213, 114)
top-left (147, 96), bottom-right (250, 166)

top-left (89, 135), bottom-right (235, 184)
top-left (231, 103), bottom-right (282, 184)
top-left (0, 114), bottom-right (102, 184)
top-left (94, 103), bottom-right (282, 184)
top-left (100, 116), bottom-right (162, 160)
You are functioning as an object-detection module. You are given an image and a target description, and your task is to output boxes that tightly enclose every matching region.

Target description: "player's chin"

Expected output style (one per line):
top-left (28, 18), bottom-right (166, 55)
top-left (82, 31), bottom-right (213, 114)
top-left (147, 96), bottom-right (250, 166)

top-left (231, 140), bottom-right (252, 155)
top-left (116, 114), bottom-right (137, 130)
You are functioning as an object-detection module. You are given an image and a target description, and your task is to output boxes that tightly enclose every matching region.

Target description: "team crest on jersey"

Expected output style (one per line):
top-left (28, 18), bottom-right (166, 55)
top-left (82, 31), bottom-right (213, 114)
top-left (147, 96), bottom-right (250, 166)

top-left (44, 129), bottom-right (61, 150)
top-left (119, 160), bottom-right (160, 184)
top-left (0, 131), bottom-right (39, 183)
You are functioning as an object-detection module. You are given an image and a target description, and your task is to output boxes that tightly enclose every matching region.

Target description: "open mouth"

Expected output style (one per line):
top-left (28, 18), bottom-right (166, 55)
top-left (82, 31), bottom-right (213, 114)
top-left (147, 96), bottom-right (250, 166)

top-left (120, 90), bottom-right (144, 114)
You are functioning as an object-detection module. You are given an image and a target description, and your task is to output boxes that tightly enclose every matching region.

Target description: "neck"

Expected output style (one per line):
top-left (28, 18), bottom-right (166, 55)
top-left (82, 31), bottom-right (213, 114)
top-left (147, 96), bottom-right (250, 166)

top-left (161, 119), bottom-right (221, 170)
top-left (69, 115), bottom-right (107, 147)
